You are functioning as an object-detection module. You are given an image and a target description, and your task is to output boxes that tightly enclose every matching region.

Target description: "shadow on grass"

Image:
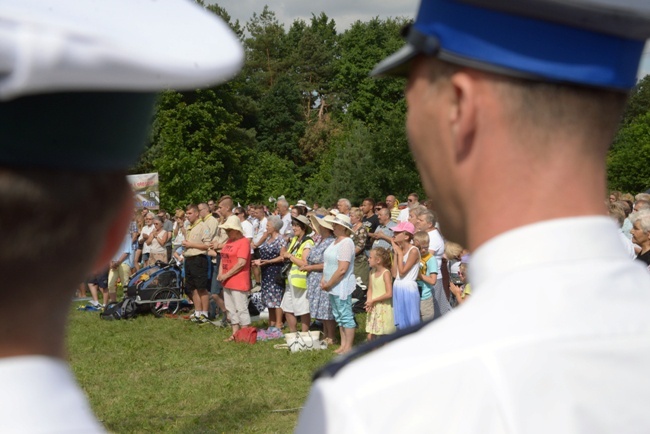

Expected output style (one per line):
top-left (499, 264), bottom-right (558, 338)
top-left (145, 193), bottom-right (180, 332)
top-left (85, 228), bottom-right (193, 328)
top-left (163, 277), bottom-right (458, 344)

top-left (104, 397), bottom-right (283, 433)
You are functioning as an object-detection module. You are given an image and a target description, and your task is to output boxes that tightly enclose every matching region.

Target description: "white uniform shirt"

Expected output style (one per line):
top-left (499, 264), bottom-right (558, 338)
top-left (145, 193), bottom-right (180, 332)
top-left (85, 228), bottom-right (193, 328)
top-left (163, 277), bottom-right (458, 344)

top-left (0, 356), bottom-right (105, 433)
top-left (297, 217), bottom-right (650, 434)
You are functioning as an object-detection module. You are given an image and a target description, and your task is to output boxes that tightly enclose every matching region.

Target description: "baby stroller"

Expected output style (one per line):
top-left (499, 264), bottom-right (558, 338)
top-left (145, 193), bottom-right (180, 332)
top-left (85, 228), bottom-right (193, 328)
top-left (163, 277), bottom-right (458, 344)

top-left (126, 259), bottom-right (185, 317)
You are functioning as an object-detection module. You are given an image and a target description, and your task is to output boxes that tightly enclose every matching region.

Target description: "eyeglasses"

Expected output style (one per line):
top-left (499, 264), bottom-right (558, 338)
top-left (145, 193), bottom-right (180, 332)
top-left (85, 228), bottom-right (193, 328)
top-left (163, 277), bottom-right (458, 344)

top-left (375, 207), bottom-right (381, 211)
top-left (145, 218), bottom-right (153, 221)
top-left (407, 199), bottom-right (414, 203)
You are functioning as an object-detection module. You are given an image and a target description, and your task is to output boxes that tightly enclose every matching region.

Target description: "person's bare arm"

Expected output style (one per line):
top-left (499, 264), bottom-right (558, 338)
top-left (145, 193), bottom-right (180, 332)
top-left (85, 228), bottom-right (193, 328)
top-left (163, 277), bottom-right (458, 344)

top-left (321, 260), bottom-right (351, 291)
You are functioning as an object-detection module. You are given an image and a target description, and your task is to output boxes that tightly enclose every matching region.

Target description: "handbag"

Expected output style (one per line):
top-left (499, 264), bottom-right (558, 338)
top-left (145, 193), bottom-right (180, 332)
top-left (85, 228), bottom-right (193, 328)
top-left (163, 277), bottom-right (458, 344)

top-left (233, 326), bottom-right (257, 344)
top-left (274, 236), bottom-right (310, 288)
top-left (284, 331), bottom-right (327, 352)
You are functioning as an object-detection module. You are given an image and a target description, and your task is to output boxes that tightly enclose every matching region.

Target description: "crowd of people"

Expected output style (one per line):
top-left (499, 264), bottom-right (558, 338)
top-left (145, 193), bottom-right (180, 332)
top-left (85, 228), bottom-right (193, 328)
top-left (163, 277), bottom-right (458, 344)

top-left (77, 190), bottom-right (650, 352)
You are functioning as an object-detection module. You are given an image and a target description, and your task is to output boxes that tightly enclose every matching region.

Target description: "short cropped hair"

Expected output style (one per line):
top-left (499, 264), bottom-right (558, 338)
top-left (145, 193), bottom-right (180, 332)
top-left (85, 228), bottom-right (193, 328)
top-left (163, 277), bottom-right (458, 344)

top-left (635, 193), bottom-right (650, 202)
top-left (411, 206), bottom-right (428, 218)
top-left (186, 204), bottom-right (199, 213)
top-left (420, 210), bottom-right (437, 226)
top-left (363, 197), bottom-right (376, 207)
top-left (0, 168), bottom-right (129, 303)
top-left (630, 210), bottom-right (650, 234)
top-left (413, 231), bottom-right (430, 248)
top-left (635, 200), bottom-right (650, 211)
top-left (268, 215), bottom-right (283, 232)
top-left (218, 195), bottom-right (233, 209)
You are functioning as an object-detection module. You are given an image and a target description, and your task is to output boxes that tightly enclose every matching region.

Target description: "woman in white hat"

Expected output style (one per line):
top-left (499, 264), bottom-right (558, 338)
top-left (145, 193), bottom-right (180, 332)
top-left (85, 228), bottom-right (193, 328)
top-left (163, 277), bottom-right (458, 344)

top-left (302, 215), bottom-right (337, 345)
top-left (214, 218), bottom-right (251, 341)
top-left (280, 215), bottom-right (315, 333)
top-left (321, 214), bottom-right (357, 354)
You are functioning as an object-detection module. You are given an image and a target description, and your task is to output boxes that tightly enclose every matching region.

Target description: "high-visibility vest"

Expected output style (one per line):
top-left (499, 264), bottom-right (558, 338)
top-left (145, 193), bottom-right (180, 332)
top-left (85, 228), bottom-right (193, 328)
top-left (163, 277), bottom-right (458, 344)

top-left (287, 236), bottom-right (314, 290)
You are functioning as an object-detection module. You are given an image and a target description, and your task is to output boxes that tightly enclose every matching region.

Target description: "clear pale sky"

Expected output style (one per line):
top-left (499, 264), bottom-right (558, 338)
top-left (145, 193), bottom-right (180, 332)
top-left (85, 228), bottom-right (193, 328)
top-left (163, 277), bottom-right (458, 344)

top-left (211, 1), bottom-right (650, 79)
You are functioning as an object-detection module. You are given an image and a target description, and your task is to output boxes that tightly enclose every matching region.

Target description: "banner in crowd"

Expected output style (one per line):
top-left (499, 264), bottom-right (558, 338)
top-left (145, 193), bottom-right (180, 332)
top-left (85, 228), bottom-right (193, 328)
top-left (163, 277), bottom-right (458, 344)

top-left (127, 172), bottom-right (160, 210)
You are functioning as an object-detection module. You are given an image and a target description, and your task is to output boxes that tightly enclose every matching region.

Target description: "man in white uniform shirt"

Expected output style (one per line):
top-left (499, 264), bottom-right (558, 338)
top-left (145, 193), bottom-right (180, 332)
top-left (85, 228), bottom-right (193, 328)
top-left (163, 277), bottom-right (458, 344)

top-left (0, 1), bottom-right (243, 432)
top-left (297, 0), bottom-right (650, 433)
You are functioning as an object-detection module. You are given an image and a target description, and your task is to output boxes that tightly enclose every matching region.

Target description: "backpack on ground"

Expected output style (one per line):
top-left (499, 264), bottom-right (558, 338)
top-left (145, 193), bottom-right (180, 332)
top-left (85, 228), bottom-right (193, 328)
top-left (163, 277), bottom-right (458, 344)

top-left (100, 298), bottom-right (137, 320)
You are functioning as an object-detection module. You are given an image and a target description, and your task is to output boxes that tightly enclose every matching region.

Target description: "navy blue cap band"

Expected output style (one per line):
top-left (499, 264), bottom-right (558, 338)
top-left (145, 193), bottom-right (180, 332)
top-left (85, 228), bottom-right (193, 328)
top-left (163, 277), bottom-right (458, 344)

top-left (0, 92), bottom-right (157, 171)
top-left (414, 0), bottom-right (645, 90)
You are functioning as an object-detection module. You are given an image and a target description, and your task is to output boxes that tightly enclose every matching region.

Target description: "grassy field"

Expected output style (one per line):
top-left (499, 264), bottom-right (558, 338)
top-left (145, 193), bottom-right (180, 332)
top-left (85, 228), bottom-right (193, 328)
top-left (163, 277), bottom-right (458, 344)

top-left (68, 303), bottom-right (367, 433)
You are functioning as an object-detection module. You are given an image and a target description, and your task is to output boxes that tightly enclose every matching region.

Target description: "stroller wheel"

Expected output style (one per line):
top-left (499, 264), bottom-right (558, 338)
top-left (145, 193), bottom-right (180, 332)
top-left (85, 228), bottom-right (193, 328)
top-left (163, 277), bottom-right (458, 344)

top-left (150, 288), bottom-right (181, 318)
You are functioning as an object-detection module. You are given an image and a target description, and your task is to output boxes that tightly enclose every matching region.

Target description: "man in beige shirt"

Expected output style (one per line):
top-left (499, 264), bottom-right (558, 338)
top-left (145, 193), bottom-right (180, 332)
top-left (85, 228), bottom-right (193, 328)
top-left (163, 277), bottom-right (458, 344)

top-left (208, 196), bottom-right (240, 324)
top-left (182, 204), bottom-right (212, 323)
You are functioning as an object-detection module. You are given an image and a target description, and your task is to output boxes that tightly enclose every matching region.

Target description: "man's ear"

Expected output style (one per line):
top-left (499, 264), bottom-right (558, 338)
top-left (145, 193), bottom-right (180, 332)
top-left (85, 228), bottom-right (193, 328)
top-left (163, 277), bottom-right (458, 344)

top-left (449, 70), bottom-right (478, 162)
top-left (91, 191), bottom-right (133, 274)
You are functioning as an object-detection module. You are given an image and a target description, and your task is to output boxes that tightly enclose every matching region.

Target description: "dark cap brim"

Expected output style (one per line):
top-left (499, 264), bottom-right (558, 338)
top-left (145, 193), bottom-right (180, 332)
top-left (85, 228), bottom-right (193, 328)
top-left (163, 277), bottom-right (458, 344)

top-left (370, 44), bottom-right (418, 78)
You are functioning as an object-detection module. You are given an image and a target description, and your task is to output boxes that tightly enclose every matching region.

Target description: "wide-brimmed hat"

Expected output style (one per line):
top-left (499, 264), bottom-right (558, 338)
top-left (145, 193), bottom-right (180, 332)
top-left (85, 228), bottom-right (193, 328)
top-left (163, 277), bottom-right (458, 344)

top-left (330, 214), bottom-right (353, 234)
top-left (296, 199), bottom-right (311, 211)
top-left (220, 216), bottom-right (243, 234)
top-left (392, 221), bottom-right (415, 235)
top-left (309, 214), bottom-right (334, 234)
top-left (291, 215), bottom-right (313, 233)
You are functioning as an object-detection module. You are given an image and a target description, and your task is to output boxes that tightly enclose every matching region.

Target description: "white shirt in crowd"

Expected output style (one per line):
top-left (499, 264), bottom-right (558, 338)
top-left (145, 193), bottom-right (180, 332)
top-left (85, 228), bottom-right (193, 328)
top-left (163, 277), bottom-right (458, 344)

top-left (428, 228), bottom-right (445, 270)
top-left (297, 216), bottom-right (650, 434)
top-left (254, 217), bottom-right (268, 245)
top-left (281, 212), bottom-right (293, 238)
top-left (241, 219), bottom-right (254, 240)
top-left (138, 224), bottom-right (154, 254)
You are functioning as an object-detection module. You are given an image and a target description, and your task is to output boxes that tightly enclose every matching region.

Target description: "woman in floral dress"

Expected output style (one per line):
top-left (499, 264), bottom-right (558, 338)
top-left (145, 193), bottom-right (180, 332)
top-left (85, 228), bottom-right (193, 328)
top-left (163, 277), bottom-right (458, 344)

top-left (253, 215), bottom-right (286, 330)
top-left (303, 215), bottom-right (336, 344)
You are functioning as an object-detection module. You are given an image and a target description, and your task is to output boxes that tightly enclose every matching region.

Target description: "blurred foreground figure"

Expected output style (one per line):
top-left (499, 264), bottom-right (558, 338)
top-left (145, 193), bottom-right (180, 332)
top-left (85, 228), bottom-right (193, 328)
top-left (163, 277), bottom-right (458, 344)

top-left (0, 1), bottom-right (242, 431)
top-left (297, 1), bottom-right (650, 433)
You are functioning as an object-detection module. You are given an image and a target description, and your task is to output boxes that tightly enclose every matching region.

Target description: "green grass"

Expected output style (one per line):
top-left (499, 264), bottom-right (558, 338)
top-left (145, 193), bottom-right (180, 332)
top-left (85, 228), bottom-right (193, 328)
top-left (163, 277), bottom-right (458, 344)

top-left (68, 303), bottom-right (368, 433)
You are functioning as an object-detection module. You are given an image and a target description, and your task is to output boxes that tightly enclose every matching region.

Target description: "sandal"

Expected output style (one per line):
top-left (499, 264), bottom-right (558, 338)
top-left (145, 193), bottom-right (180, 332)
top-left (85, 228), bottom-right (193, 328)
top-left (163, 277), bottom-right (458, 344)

top-left (224, 335), bottom-right (235, 342)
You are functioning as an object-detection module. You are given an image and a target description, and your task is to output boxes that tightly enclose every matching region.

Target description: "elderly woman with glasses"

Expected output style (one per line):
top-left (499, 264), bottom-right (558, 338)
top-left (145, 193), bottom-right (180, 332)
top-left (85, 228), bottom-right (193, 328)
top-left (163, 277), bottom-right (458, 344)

top-left (145, 216), bottom-right (170, 265)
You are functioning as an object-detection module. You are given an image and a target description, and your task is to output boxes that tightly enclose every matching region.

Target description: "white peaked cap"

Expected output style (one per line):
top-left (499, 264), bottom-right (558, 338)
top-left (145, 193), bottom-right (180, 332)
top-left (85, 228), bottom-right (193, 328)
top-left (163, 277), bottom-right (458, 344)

top-left (0, 0), bottom-right (244, 100)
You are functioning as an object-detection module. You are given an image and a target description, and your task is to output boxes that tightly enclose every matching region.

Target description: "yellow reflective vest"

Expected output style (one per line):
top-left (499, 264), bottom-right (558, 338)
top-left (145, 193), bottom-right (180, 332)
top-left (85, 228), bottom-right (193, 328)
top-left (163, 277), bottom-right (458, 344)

top-left (287, 236), bottom-right (314, 290)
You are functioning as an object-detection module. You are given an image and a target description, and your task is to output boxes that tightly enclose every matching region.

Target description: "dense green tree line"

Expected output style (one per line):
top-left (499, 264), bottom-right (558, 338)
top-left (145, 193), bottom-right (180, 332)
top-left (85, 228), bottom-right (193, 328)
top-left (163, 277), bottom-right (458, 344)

top-left (132, 3), bottom-right (650, 210)
top-left (608, 74), bottom-right (650, 194)
top-left (132, 3), bottom-right (420, 211)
